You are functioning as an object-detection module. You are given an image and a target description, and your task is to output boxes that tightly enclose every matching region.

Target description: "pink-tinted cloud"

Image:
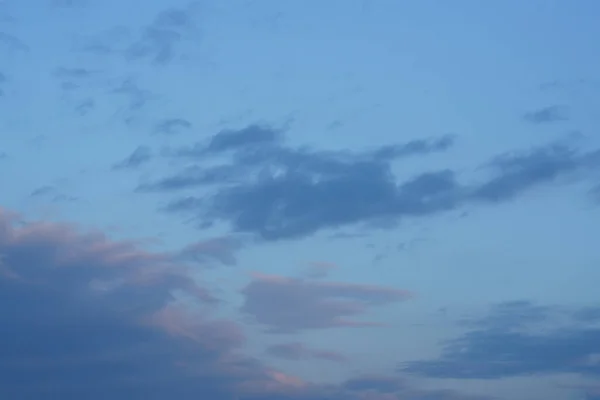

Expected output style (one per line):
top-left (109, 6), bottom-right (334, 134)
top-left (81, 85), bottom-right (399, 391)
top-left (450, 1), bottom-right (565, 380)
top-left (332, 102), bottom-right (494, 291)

top-left (241, 272), bottom-right (414, 333)
top-left (0, 207), bottom-right (481, 400)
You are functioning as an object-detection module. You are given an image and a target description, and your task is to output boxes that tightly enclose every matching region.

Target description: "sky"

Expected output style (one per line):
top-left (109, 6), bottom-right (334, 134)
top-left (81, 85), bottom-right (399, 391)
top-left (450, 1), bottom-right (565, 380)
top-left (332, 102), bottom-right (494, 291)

top-left (1, 0), bottom-right (600, 399)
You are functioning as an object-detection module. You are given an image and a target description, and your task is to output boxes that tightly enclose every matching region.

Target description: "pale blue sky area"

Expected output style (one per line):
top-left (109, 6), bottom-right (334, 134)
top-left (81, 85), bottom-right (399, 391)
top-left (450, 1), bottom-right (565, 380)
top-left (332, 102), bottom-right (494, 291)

top-left (1, 1), bottom-right (600, 400)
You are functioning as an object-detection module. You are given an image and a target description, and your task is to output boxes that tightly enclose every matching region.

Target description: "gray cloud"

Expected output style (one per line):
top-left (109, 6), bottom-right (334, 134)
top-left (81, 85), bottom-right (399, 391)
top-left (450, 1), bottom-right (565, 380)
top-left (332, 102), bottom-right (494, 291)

top-left (113, 146), bottom-right (153, 170)
top-left (141, 124), bottom-right (599, 241)
top-left (241, 272), bottom-right (413, 333)
top-left (523, 105), bottom-right (569, 124)
top-left (469, 142), bottom-right (594, 202)
top-left (403, 301), bottom-right (600, 379)
top-left (266, 342), bottom-right (347, 363)
top-left (141, 124), bottom-right (463, 239)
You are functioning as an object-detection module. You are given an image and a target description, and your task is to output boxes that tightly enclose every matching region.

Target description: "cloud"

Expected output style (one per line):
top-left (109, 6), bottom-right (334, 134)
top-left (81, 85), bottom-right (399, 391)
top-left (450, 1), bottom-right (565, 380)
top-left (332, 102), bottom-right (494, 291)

top-left (153, 118), bottom-right (192, 135)
top-left (402, 301), bottom-right (600, 379)
top-left (0, 207), bottom-right (241, 398)
top-left (523, 105), bottom-right (569, 124)
top-left (0, 32), bottom-right (28, 53)
top-left (113, 146), bottom-right (153, 170)
top-left (0, 70), bottom-right (6, 96)
top-left (241, 272), bottom-right (413, 333)
top-left (459, 300), bottom-right (555, 330)
top-left (178, 235), bottom-right (243, 267)
top-left (141, 124), bottom-right (461, 239)
top-left (0, 207), bottom-right (488, 399)
top-left (469, 141), bottom-right (595, 202)
top-left (266, 342), bottom-right (347, 363)
top-left (176, 124), bottom-right (285, 157)
top-left (125, 4), bottom-right (201, 65)
top-left (302, 261), bottom-right (338, 279)
top-left (77, 4), bottom-right (201, 65)
top-left (141, 124), bottom-right (600, 241)
top-left (111, 77), bottom-right (154, 113)
top-left (29, 185), bottom-right (77, 203)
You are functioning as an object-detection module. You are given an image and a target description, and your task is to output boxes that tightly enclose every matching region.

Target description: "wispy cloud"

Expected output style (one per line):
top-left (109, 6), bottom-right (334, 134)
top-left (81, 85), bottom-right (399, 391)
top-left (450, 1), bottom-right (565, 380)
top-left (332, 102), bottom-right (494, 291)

top-left (403, 301), bottom-right (600, 379)
top-left (266, 342), bottom-right (347, 363)
top-left (241, 272), bottom-right (413, 333)
top-left (523, 105), bottom-right (569, 124)
top-left (113, 146), bottom-right (153, 170)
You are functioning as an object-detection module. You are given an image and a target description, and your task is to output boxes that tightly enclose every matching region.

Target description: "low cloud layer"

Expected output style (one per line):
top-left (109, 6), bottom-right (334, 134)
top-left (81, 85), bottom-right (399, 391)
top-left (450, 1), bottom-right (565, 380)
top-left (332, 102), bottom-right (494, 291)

top-left (403, 301), bottom-right (600, 379)
top-left (0, 207), bottom-right (481, 400)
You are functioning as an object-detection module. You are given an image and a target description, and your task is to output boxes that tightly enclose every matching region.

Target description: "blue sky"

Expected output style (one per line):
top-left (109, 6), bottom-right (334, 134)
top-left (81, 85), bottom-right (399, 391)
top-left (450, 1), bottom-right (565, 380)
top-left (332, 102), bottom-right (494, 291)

top-left (1, 1), bottom-right (600, 399)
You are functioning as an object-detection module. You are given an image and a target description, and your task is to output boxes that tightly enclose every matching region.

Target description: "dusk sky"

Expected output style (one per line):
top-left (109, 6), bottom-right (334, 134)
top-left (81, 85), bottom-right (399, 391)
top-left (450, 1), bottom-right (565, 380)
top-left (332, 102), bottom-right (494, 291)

top-left (2, 1), bottom-right (600, 399)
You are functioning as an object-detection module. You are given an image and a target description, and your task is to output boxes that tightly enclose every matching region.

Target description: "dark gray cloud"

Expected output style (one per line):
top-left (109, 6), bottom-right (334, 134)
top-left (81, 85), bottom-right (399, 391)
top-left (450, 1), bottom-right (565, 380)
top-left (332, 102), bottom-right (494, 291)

top-left (154, 118), bottom-right (192, 135)
top-left (113, 146), bottom-right (153, 170)
top-left (143, 122), bottom-right (600, 241)
top-left (141, 124), bottom-right (464, 239)
top-left (403, 301), bottom-right (600, 379)
top-left (523, 105), bottom-right (569, 124)
top-left (0, 207), bottom-right (484, 400)
top-left (266, 342), bottom-right (347, 363)
top-left (241, 272), bottom-right (413, 333)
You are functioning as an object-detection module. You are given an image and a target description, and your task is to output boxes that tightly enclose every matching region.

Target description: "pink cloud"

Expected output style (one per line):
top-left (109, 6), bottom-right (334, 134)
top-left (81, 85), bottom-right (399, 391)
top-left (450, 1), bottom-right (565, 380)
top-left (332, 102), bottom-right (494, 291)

top-left (242, 271), bottom-right (414, 332)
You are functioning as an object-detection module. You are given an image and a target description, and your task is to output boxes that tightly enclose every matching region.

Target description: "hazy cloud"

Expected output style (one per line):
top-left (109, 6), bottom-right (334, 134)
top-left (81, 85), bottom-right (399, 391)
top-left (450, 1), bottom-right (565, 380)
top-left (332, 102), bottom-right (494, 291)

top-left (0, 31), bottom-right (28, 53)
top-left (178, 235), bottom-right (243, 267)
top-left (125, 4), bottom-right (201, 65)
top-left (77, 4), bottom-right (201, 65)
top-left (403, 301), bottom-right (600, 379)
top-left (523, 105), bottom-right (569, 124)
top-left (153, 118), bottom-right (192, 135)
top-left (113, 146), bottom-right (153, 170)
top-left (266, 342), bottom-right (347, 363)
top-left (241, 272), bottom-right (413, 333)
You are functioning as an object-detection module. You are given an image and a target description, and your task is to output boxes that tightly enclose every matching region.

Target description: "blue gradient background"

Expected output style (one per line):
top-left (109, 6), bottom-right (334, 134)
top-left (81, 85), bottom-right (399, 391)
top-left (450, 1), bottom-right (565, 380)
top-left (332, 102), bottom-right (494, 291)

top-left (1, 1), bottom-right (600, 399)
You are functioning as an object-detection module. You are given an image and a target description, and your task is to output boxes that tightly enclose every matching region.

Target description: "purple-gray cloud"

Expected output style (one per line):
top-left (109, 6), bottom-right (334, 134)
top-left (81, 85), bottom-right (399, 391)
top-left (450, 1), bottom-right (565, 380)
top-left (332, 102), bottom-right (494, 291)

top-left (241, 272), bottom-right (413, 333)
top-left (266, 342), bottom-right (347, 363)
